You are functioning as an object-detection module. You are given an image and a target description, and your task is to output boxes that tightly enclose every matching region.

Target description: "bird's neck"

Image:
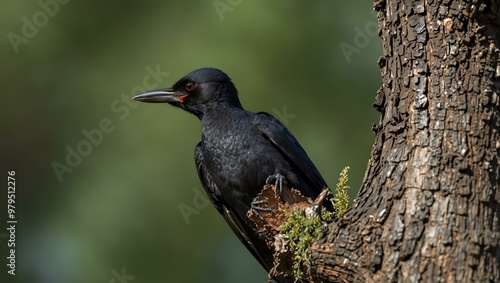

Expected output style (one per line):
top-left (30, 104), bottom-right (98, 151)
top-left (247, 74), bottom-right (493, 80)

top-left (188, 93), bottom-right (243, 120)
top-left (201, 103), bottom-right (245, 122)
top-left (200, 104), bottom-right (248, 138)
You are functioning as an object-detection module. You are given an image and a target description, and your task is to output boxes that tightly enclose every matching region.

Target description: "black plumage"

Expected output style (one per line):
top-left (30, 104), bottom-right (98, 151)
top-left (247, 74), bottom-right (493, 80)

top-left (132, 68), bottom-right (329, 280)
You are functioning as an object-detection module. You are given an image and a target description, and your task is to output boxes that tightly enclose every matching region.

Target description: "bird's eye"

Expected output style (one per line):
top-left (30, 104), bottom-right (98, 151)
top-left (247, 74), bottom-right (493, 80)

top-left (185, 82), bottom-right (195, 91)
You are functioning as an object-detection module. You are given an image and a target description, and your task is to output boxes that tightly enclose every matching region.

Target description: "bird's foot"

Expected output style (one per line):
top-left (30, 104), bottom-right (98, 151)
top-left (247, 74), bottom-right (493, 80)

top-left (266, 173), bottom-right (288, 197)
top-left (251, 198), bottom-right (273, 221)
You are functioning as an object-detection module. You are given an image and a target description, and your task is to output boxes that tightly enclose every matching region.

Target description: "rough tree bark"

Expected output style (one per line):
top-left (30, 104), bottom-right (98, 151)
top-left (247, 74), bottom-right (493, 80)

top-left (304, 0), bottom-right (500, 282)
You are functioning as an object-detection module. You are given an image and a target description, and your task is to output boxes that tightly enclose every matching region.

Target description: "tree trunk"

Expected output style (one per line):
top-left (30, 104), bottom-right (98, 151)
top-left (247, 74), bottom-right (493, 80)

top-left (309, 0), bottom-right (500, 282)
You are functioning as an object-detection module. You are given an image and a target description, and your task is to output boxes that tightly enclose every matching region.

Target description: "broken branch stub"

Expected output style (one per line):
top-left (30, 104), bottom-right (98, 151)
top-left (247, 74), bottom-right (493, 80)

top-left (247, 184), bottom-right (331, 281)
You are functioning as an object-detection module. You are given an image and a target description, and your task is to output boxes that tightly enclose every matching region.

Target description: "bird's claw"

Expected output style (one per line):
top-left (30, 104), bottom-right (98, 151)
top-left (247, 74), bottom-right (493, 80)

top-left (251, 198), bottom-right (273, 221)
top-left (250, 174), bottom-right (288, 221)
top-left (266, 173), bottom-right (287, 197)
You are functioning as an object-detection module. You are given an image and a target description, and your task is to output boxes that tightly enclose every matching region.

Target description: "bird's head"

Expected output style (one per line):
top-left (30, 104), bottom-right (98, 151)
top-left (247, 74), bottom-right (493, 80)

top-left (132, 67), bottom-right (242, 118)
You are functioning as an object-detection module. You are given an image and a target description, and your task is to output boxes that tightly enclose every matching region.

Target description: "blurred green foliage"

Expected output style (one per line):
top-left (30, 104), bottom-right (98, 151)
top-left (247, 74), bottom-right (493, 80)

top-left (1, 0), bottom-right (380, 282)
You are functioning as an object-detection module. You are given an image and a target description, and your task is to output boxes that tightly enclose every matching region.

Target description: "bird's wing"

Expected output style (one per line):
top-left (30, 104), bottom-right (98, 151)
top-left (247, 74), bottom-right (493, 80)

top-left (194, 143), bottom-right (223, 211)
top-left (194, 143), bottom-right (274, 272)
top-left (253, 112), bottom-right (328, 190)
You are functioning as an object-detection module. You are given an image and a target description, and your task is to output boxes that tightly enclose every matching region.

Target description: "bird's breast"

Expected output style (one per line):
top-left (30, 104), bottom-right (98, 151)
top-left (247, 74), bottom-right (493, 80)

top-left (201, 120), bottom-right (276, 196)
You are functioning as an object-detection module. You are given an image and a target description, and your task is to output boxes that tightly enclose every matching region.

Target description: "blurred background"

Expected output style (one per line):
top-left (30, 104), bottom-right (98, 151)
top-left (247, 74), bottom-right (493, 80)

top-left (1, 1), bottom-right (380, 282)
